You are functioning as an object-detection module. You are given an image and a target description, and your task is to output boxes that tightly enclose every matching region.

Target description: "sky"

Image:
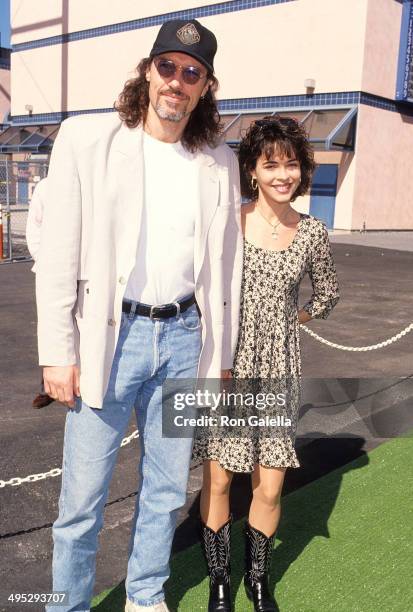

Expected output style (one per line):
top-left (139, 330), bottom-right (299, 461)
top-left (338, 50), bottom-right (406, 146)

top-left (0, 0), bottom-right (11, 48)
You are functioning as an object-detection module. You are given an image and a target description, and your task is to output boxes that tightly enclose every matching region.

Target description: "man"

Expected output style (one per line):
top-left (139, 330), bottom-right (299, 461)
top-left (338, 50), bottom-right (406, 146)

top-left (36, 18), bottom-right (242, 612)
top-left (26, 177), bottom-right (55, 408)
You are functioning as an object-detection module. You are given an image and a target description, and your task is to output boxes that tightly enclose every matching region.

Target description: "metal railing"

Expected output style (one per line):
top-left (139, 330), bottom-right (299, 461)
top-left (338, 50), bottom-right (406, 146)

top-left (0, 160), bottom-right (48, 262)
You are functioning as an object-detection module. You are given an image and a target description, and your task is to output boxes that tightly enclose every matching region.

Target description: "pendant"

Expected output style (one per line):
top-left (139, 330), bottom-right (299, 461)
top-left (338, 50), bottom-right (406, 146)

top-left (271, 229), bottom-right (279, 239)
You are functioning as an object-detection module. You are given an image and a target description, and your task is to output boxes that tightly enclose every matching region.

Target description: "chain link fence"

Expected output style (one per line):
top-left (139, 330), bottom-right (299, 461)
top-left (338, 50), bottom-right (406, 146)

top-left (0, 160), bottom-right (48, 262)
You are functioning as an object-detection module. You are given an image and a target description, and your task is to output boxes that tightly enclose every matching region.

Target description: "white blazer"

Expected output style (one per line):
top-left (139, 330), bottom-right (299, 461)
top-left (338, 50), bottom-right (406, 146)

top-left (26, 177), bottom-right (48, 269)
top-left (35, 113), bottom-right (243, 408)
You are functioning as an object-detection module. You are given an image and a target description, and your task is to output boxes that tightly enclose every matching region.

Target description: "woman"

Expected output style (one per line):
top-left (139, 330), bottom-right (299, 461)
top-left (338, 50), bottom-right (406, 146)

top-left (192, 116), bottom-right (340, 612)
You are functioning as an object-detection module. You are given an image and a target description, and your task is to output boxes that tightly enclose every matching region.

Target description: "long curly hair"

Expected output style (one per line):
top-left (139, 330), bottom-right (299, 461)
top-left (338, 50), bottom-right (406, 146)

top-left (114, 57), bottom-right (223, 152)
top-left (238, 115), bottom-right (316, 202)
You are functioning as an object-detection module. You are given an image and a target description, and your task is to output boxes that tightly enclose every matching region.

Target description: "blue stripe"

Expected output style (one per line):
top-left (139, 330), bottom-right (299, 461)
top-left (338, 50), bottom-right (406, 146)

top-left (396, 0), bottom-right (413, 101)
top-left (218, 91), bottom-right (361, 110)
top-left (12, 0), bottom-right (297, 52)
top-left (10, 107), bottom-right (114, 125)
top-left (310, 187), bottom-right (337, 197)
top-left (9, 90), bottom-right (413, 125)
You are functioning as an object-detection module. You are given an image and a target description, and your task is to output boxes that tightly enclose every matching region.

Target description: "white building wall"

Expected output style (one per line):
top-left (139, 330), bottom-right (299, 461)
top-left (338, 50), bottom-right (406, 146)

top-left (362, 0), bottom-right (403, 101)
top-left (11, 0), bottom-right (222, 44)
top-left (352, 104), bottom-right (413, 230)
top-left (11, 0), bottom-right (370, 115)
top-left (0, 67), bottom-right (10, 120)
top-left (8, 0), bottom-right (413, 230)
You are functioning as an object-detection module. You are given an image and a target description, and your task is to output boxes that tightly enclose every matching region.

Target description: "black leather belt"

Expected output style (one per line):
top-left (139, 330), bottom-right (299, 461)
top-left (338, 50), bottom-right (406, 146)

top-left (122, 294), bottom-right (196, 320)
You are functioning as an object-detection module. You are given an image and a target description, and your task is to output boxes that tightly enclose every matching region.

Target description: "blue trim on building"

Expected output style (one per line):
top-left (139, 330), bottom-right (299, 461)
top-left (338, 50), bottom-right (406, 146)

top-left (10, 107), bottom-right (113, 125)
top-left (12, 0), bottom-right (297, 52)
top-left (220, 91), bottom-right (413, 114)
top-left (218, 91), bottom-right (360, 111)
top-left (10, 91), bottom-right (413, 125)
top-left (360, 91), bottom-right (412, 112)
top-left (396, 0), bottom-right (413, 102)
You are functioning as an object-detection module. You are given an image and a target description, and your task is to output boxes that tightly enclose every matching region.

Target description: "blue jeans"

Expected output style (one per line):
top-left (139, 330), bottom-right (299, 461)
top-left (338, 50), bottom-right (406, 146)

top-left (47, 301), bottom-right (202, 611)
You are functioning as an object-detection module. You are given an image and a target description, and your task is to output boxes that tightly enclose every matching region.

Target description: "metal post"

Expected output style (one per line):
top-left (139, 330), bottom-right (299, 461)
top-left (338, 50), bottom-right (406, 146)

top-left (5, 160), bottom-right (11, 260)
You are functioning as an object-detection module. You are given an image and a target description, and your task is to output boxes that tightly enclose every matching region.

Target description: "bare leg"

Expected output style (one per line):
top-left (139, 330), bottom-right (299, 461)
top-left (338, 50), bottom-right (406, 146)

top-left (249, 464), bottom-right (287, 536)
top-left (200, 459), bottom-right (233, 529)
top-left (200, 460), bottom-right (234, 611)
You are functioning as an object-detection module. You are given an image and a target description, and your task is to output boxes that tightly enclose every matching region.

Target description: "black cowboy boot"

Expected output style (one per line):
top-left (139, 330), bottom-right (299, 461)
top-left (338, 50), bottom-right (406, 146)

top-left (200, 515), bottom-right (232, 612)
top-left (244, 521), bottom-right (277, 612)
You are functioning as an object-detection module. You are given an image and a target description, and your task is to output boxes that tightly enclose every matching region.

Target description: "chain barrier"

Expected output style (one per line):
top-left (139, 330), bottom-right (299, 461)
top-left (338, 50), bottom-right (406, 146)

top-left (2, 323), bottom-right (412, 487)
top-left (120, 429), bottom-right (139, 447)
top-left (0, 430), bottom-right (139, 489)
top-left (301, 322), bottom-right (413, 351)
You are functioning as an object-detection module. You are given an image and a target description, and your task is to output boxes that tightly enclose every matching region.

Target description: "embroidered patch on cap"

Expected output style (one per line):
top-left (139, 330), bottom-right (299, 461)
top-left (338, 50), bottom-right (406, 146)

top-left (176, 23), bottom-right (201, 45)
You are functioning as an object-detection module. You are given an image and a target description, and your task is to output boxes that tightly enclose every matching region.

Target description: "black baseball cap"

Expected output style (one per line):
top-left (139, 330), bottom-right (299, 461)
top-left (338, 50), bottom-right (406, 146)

top-left (149, 19), bottom-right (217, 73)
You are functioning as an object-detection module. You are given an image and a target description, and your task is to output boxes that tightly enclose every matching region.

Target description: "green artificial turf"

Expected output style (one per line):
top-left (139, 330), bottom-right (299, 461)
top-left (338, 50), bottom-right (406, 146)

top-left (92, 432), bottom-right (413, 612)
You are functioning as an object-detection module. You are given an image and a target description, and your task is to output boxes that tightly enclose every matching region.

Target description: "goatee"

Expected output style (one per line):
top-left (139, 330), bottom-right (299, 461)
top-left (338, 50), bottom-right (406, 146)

top-left (155, 105), bottom-right (187, 123)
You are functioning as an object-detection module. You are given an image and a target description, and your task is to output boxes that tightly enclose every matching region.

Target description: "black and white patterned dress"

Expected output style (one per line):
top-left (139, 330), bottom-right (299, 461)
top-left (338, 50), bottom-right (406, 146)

top-left (192, 213), bottom-right (339, 472)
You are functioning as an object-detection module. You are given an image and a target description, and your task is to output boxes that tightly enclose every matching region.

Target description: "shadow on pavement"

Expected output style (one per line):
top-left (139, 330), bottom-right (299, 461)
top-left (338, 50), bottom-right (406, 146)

top-left (94, 435), bottom-right (368, 612)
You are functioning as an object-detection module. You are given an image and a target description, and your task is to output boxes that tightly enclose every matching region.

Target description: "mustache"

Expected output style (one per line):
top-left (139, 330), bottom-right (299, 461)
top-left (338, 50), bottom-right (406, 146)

top-left (161, 89), bottom-right (188, 100)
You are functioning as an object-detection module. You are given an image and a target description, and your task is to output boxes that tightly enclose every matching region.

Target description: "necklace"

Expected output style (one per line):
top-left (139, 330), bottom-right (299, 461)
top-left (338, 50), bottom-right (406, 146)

top-left (255, 203), bottom-right (291, 239)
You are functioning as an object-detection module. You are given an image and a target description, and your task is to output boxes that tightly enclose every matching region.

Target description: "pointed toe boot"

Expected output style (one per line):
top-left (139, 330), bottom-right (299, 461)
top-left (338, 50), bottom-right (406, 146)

top-left (200, 515), bottom-right (232, 612)
top-left (244, 521), bottom-right (277, 612)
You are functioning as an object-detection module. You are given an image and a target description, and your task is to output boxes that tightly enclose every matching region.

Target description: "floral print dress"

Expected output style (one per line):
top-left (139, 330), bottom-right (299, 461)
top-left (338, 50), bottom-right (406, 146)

top-left (192, 213), bottom-right (340, 472)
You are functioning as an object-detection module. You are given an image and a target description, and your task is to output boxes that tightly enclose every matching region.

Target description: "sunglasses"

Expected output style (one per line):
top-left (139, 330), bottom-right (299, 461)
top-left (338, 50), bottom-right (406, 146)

top-left (154, 58), bottom-right (207, 85)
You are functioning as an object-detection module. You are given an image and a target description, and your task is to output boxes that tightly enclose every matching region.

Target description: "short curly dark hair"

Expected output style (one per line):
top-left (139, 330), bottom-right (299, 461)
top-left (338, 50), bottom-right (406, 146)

top-left (114, 57), bottom-right (223, 153)
top-left (238, 115), bottom-right (316, 201)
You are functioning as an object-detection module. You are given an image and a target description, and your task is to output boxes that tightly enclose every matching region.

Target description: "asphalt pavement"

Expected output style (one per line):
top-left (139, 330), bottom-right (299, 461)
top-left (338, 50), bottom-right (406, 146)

top-left (0, 234), bottom-right (412, 611)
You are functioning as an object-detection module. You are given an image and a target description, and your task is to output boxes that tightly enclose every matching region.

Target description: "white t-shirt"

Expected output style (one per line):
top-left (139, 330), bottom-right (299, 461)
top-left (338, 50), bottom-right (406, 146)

top-left (124, 131), bottom-right (200, 305)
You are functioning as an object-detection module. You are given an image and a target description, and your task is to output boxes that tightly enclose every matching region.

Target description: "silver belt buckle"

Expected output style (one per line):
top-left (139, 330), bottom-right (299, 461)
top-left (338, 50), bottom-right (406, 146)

top-left (149, 304), bottom-right (161, 320)
top-left (174, 301), bottom-right (181, 319)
